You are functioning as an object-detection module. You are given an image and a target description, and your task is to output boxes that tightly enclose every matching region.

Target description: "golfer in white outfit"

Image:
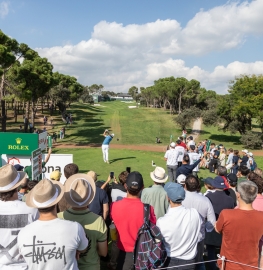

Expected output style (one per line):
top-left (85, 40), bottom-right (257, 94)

top-left (102, 130), bottom-right (114, 164)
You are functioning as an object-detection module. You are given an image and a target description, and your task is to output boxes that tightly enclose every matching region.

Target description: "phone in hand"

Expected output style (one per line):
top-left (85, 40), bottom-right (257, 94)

top-left (110, 172), bottom-right (114, 179)
top-left (126, 167), bottom-right (131, 173)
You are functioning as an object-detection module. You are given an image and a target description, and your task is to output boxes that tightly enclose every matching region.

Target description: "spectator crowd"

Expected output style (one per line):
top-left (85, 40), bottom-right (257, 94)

top-left (0, 134), bottom-right (263, 270)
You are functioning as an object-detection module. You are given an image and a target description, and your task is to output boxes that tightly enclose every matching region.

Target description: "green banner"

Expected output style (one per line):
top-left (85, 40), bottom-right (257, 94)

top-left (0, 132), bottom-right (39, 155)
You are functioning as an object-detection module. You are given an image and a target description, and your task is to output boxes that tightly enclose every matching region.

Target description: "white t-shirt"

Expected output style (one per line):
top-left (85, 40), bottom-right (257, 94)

top-left (157, 205), bottom-right (202, 259)
top-left (188, 152), bottom-right (201, 172)
top-left (0, 200), bottom-right (39, 270)
top-left (187, 140), bottom-right (195, 147)
top-left (164, 149), bottom-right (179, 166)
top-left (17, 218), bottom-right (88, 270)
top-left (175, 146), bottom-right (185, 162)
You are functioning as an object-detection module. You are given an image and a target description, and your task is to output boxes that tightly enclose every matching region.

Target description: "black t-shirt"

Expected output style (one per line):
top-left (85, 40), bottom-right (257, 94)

top-left (224, 188), bottom-right (237, 207)
top-left (89, 186), bottom-right (109, 217)
top-left (206, 190), bottom-right (235, 220)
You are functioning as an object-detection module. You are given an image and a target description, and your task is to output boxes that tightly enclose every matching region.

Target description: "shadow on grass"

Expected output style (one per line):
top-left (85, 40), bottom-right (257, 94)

top-left (209, 134), bottom-right (241, 144)
top-left (110, 157), bottom-right (136, 163)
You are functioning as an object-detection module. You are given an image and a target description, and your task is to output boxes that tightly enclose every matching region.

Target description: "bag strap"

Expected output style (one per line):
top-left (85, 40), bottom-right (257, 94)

top-left (143, 204), bottom-right (150, 224)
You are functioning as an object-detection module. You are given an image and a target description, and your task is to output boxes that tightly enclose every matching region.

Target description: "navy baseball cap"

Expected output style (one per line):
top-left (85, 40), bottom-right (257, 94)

top-left (211, 176), bottom-right (227, 189)
top-left (14, 164), bottom-right (24, 171)
top-left (201, 177), bottom-right (214, 186)
top-left (126, 171), bottom-right (144, 190)
top-left (164, 182), bottom-right (185, 203)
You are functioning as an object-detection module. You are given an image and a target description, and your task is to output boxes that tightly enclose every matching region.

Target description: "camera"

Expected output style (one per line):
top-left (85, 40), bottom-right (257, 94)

top-left (110, 172), bottom-right (114, 179)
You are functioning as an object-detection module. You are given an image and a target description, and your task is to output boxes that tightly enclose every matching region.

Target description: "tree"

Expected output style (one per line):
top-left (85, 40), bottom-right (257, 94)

top-left (240, 131), bottom-right (262, 149)
top-left (0, 30), bottom-right (20, 131)
top-left (174, 106), bottom-right (201, 130)
top-left (9, 52), bottom-right (54, 128)
top-left (217, 75), bottom-right (263, 134)
top-left (48, 72), bottom-right (84, 115)
top-left (128, 86), bottom-right (138, 99)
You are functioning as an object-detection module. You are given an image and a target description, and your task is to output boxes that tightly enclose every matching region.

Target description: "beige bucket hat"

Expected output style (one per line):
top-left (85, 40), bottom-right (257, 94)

top-left (64, 173), bottom-right (96, 208)
top-left (150, 166), bottom-right (168, 183)
top-left (0, 164), bottom-right (27, 192)
top-left (26, 179), bottom-right (64, 208)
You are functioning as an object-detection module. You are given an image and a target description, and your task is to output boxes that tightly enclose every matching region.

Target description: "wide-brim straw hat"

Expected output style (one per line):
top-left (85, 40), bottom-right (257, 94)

top-left (64, 173), bottom-right (96, 208)
top-left (0, 164), bottom-right (27, 192)
top-left (150, 167), bottom-right (168, 183)
top-left (26, 179), bottom-right (64, 208)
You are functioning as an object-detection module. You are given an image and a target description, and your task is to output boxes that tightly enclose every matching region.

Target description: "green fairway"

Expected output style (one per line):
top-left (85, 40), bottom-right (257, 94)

top-left (54, 101), bottom-right (181, 146)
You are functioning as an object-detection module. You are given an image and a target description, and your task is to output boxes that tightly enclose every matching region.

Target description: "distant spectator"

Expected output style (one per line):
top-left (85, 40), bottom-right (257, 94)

top-left (224, 173), bottom-right (237, 206)
top-left (226, 148), bottom-right (234, 171)
top-left (88, 171), bottom-right (109, 220)
top-left (232, 150), bottom-right (240, 174)
top-left (176, 154), bottom-right (201, 178)
top-left (188, 145), bottom-right (201, 178)
top-left (58, 163), bottom-right (79, 212)
top-left (164, 142), bottom-right (179, 182)
top-left (18, 178), bottom-right (29, 201)
top-left (50, 170), bottom-right (62, 181)
top-left (141, 166), bottom-right (169, 219)
top-left (237, 165), bottom-right (250, 184)
top-left (239, 149), bottom-right (249, 166)
top-left (201, 177), bottom-right (215, 196)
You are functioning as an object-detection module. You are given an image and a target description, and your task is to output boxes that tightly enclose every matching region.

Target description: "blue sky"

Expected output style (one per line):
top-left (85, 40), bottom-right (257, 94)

top-left (1, 0), bottom-right (263, 93)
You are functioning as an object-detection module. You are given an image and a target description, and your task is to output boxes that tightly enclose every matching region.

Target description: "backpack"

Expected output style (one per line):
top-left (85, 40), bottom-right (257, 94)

top-left (133, 204), bottom-right (167, 270)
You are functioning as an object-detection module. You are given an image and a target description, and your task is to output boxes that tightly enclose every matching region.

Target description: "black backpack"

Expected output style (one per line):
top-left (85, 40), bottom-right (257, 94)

top-left (133, 204), bottom-right (167, 270)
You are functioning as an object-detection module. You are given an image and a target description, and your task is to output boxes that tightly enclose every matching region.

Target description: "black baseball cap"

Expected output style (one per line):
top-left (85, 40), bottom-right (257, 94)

top-left (126, 171), bottom-right (144, 190)
top-left (227, 173), bottom-right (238, 184)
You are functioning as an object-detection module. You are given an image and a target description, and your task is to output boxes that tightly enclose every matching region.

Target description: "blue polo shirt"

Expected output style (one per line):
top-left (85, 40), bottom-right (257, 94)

top-left (102, 135), bottom-right (113, 145)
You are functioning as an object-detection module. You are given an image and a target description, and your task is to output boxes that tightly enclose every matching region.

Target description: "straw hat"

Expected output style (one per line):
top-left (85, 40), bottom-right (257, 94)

top-left (64, 174), bottom-right (96, 208)
top-left (26, 179), bottom-right (64, 208)
top-left (150, 167), bottom-right (168, 183)
top-left (0, 164), bottom-right (26, 192)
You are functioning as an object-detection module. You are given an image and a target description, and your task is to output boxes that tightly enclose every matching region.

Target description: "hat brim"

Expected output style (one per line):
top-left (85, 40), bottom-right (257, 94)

top-left (26, 180), bottom-right (64, 209)
top-left (64, 174), bottom-right (96, 208)
top-left (150, 172), bottom-right (168, 183)
top-left (3, 171), bottom-right (27, 192)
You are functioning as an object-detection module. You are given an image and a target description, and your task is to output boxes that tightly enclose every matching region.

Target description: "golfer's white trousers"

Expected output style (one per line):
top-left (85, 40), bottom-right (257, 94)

top-left (102, 144), bottom-right (109, 162)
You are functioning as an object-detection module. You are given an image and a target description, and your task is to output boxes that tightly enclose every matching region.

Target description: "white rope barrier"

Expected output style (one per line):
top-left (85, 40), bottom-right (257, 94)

top-left (152, 255), bottom-right (262, 270)
top-left (217, 255), bottom-right (263, 270)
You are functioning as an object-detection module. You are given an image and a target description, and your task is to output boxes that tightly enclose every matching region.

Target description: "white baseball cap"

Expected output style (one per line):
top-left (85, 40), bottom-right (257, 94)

top-left (111, 133), bottom-right (115, 137)
top-left (170, 142), bottom-right (176, 147)
top-left (248, 152), bottom-right (253, 157)
top-left (177, 174), bottom-right (186, 185)
top-left (242, 149), bottom-right (248, 154)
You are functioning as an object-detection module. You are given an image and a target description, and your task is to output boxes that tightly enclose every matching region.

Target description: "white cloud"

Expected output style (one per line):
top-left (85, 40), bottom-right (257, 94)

top-left (0, 1), bottom-right (9, 19)
top-left (146, 59), bottom-right (263, 93)
top-left (36, 0), bottom-right (263, 94)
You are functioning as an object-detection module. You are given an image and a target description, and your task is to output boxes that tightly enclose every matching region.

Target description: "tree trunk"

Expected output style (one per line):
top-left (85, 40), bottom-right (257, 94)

top-left (0, 73), bottom-right (7, 132)
top-left (24, 101), bottom-right (30, 133)
top-left (178, 92), bottom-right (182, 114)
top-left (31, 100), bottom-right (35, 127)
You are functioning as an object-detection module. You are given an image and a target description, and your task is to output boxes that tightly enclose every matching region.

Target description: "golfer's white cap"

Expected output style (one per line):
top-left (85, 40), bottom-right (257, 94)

top-left (177, 174), bottom-right (186, 185)
top-left (111, 133), bottom-right (115, 137)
